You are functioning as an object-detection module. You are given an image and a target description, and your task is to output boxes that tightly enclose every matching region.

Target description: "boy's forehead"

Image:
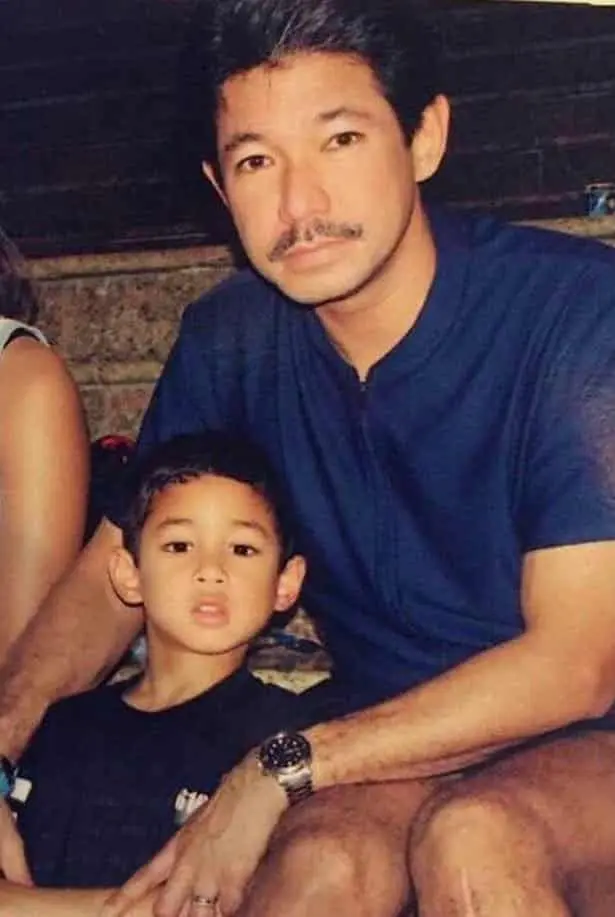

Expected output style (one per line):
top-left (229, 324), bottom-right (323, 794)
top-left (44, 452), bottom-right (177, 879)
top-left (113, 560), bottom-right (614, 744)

top-left (147, 474), bottom-right (275, 520)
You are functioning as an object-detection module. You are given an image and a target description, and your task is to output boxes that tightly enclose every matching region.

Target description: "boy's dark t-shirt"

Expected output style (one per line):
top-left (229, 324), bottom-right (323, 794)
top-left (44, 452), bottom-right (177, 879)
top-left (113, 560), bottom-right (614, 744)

top-left (13, 668), bottom-right (328, 888)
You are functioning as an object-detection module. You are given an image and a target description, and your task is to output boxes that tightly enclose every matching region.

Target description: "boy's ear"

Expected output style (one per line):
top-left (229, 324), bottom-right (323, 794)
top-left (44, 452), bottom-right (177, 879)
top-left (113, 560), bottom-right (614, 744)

top-left (108, 547), bottom-right (144, 606)
top-left (202, 161), bottom-right (229, 208)
top-left (410, 93), bottom-right (450, 184)
top-left (273, 555), bottom-right (307, 614)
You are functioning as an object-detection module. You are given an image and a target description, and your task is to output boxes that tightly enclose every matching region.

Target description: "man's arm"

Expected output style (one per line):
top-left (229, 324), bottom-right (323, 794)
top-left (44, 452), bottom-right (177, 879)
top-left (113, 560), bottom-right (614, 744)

top-left (308, 540), bottom-right (615, 787)
top-left (0, 519), bottom-right (142, 760)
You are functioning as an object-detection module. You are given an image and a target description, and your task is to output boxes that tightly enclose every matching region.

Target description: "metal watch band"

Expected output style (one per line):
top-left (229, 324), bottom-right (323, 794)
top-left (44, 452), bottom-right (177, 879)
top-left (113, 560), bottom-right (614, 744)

top-left (284, 772), bottom-right (314, 805)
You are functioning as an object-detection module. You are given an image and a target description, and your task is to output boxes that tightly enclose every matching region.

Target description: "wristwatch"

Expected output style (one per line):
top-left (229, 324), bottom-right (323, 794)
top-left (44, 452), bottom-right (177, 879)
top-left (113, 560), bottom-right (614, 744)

top-left (257, 731), bottom-right (313, 805)
top-left (0, 756), bottom-right (17, 798)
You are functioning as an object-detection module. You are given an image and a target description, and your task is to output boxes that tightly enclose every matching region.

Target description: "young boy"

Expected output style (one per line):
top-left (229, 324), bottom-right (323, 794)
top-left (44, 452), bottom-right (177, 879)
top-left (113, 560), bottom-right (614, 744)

top-left (3, 431), bottom-right (321, 914)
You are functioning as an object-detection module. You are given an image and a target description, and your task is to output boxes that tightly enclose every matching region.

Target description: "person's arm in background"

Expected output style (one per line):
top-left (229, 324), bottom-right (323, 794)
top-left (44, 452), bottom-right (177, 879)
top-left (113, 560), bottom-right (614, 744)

top-left (0, 336), bottom-right (89, 658)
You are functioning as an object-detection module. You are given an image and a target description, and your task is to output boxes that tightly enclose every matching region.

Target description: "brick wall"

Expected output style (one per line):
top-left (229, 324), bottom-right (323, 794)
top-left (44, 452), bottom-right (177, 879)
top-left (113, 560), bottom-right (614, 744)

top-left (3, 1), bottom-right (615, 256)
top-left (30, 246), bottom-right (233, 439)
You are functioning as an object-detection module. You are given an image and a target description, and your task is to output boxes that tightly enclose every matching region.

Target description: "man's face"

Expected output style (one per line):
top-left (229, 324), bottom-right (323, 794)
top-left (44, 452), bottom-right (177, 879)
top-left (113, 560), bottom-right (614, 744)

top-left (206, 52), bottom-right (431, 308)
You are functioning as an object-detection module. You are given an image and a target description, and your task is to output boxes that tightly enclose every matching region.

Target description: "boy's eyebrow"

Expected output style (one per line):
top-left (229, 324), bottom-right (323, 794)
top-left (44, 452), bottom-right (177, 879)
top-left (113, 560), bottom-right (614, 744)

top-left (221, 107), bottom-right (374, 157)
top-left (231, 519), bottom-right (274, 540)
top-left (155, 517), bottom-right (193, 529)
top-left (153, 517), bottom-right (273, 539)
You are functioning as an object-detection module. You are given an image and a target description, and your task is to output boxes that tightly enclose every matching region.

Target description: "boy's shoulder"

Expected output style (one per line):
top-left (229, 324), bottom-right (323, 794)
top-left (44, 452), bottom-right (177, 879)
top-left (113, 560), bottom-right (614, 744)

top-left (17, 680), bottom-right (127, 774)
top-left (34, 680), bottom-right (128, 737)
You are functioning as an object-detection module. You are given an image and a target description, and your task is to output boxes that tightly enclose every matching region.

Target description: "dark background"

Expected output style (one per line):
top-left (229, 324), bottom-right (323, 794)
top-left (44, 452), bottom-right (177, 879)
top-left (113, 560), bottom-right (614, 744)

top-left (2, 0), bottom-right (615, 256)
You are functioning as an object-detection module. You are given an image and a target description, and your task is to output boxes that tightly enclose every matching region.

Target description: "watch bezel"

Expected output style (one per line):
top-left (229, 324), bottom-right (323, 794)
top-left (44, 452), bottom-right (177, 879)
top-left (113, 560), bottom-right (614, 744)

top-left (258, 731), bottom-right (312, 776)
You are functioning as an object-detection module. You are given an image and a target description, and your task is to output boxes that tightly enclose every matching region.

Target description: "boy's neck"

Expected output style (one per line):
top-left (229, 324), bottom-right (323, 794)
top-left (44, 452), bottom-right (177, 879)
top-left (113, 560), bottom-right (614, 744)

top-left (123, 642), bottom-right (249, 712)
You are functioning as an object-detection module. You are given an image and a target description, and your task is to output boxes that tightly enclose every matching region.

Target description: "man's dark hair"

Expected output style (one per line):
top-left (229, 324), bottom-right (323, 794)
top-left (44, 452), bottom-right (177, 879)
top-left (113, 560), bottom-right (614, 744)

top-left (121, 430), bottom-right (295, 564)
top-left (180, 0), bottom-right (442, 170)
top-left (0, 227), bottom-right (39, 324)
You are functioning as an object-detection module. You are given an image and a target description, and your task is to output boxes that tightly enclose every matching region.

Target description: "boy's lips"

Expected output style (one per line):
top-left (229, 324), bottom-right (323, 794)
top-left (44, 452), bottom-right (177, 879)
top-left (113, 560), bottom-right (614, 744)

top-left (191, 600), bottom-right (229, 626)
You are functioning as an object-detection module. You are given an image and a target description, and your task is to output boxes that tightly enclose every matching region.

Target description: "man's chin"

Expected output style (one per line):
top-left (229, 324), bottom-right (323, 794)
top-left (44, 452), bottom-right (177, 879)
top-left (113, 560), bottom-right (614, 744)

top-left (262, 268), bottom-right (368, 310)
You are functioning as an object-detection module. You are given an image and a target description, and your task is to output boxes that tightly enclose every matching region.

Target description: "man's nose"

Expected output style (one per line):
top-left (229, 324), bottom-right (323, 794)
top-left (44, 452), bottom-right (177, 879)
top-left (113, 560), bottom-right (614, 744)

top-left (278, 160), bottom-right (329, 225)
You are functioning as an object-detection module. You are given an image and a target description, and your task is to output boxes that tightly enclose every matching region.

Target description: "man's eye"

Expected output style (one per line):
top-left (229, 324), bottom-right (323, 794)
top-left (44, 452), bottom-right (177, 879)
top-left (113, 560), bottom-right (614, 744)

top-left (233, 544), bottom-right (258, 557)
top-left (163, 541), bottom-right (191, 553)
top-left (236, 154), bottom-right (270, 174)
top-left (327, 131), bottom-right (363, 150)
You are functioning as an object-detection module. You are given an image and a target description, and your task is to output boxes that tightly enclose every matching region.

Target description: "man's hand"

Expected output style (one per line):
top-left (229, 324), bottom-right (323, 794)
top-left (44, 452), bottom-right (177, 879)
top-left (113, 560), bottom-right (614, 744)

top-left (0, 797), bottom-right (32, 886)
top-left (102, 754), bottom-right (287, 917)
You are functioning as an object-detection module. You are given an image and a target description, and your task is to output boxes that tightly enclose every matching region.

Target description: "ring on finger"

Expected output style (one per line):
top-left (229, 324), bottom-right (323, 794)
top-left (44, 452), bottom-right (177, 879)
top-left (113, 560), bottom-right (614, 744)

top-left (192, 893), bottom-right (219, 908)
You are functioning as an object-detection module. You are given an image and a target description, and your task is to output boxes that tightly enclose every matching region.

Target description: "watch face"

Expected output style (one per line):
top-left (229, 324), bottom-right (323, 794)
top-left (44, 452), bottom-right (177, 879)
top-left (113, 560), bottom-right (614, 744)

top-left (260, 732), bottom-right (311, 772)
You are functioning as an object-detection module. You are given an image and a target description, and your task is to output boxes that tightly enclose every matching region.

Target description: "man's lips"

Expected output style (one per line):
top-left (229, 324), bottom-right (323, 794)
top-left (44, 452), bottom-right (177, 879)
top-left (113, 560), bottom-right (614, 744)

top-left (282, 237), bottom-right (347, 261)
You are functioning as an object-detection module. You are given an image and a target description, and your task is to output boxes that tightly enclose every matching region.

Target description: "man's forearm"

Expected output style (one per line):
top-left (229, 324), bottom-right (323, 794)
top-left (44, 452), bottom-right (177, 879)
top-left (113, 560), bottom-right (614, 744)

top-left (307, 629), bottom-right (612, 789)
top-left (0, 521), bottom-right (142, 759)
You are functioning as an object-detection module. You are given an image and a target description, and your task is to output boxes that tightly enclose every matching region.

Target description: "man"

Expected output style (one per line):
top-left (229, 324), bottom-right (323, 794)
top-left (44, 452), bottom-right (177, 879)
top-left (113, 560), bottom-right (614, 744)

top-left (4, 1), bottom-right (615, 915)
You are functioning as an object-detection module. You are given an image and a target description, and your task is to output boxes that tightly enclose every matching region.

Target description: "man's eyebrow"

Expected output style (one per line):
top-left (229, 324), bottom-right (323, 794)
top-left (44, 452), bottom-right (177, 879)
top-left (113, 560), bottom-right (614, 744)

top-left (317, 106), bottom-right (375, 123)
top-left (221, 107), bottom-right (374, 156)
top-left (221, 132), bottom-right (265, 156)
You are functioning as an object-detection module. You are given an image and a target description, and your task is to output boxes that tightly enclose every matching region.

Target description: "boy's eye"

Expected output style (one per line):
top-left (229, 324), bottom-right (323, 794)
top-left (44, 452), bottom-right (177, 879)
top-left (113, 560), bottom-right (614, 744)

top-left (163, 541), bottom-right (192, 554)
top-left (232, 543), bottom-right (258, 557)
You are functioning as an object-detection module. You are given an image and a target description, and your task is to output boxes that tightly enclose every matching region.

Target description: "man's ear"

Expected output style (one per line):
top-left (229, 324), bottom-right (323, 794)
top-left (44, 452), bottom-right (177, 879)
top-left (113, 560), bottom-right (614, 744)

top-left (273, 555), bottom-right (307, 614)
top-left (108, 547), bottom-right (144, 607)
top-left (410, 94), bottom-right (450, 184)
top-left (202, 161), bottom-right (229, 208)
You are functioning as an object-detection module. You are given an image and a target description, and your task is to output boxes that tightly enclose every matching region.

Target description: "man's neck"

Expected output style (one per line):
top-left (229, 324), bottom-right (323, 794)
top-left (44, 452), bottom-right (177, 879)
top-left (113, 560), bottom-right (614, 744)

top-left (316, 202), bottom-right (437, 381)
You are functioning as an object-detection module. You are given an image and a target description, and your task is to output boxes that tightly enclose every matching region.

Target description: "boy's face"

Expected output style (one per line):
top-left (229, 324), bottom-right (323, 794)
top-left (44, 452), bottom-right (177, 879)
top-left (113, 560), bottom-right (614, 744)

top-left (112, 475), bottom-right (304, 663)
top-left (203, 51), bottom-right (448, 310)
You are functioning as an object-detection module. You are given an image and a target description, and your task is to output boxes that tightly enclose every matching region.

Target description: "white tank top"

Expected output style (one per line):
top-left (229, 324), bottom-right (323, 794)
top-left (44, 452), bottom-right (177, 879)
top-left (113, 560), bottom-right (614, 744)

top-left (0, 318), bottom-right (47, 353)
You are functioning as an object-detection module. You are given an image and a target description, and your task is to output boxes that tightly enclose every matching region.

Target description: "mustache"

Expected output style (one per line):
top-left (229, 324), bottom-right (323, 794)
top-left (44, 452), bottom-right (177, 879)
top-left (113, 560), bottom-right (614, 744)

top-left (267, 220), bottom-right (363, 262)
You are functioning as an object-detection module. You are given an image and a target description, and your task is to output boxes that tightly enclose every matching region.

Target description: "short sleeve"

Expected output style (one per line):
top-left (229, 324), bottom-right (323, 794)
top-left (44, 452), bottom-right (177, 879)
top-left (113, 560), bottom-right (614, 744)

top-left (518, 263), bottom-right (615, 551)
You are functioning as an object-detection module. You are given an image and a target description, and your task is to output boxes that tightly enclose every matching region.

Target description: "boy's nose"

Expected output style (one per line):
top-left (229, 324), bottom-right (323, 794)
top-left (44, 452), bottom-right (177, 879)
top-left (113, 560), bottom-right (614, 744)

top-left (194, 558), bottom-right (225, 584)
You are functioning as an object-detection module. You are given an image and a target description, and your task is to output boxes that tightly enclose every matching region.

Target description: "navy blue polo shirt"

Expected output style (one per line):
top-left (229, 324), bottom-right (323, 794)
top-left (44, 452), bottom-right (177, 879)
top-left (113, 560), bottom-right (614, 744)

top-left (133, 207), bottom-right (615, 699)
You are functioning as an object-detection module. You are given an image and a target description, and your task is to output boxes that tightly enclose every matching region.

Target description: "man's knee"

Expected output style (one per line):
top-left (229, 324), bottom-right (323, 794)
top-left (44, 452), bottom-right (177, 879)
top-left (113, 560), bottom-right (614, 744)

top-left (262, 789), bottom-right (410, 911)
top-left (409, 783), bottom-right (554, 880)
top-left (266, 819), bottom-right (360, 896)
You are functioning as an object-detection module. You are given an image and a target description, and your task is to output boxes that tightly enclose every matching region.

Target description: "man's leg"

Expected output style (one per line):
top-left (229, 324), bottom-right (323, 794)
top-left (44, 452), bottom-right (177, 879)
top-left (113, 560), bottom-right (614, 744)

top-left (237, 780), bottom-right (434, 917)
top-left (409, 730), bottom-right (615, 917)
